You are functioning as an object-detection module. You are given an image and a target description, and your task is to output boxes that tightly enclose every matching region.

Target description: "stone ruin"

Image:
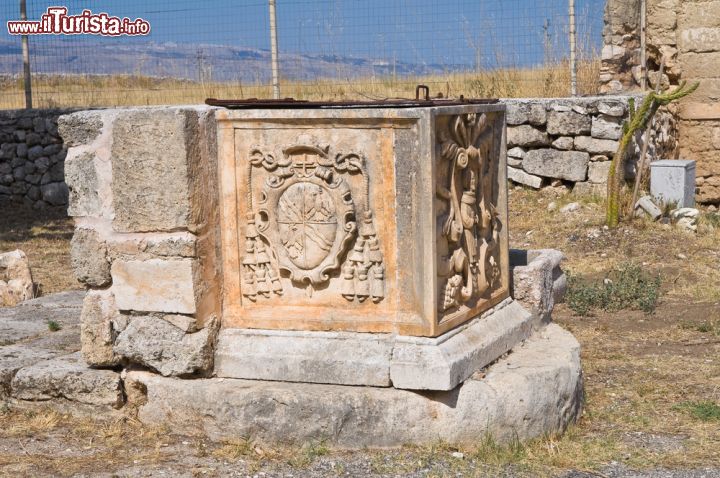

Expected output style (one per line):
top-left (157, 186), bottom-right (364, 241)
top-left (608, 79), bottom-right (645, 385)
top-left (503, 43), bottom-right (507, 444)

top-left (36, 103), bottom-right (584, 446)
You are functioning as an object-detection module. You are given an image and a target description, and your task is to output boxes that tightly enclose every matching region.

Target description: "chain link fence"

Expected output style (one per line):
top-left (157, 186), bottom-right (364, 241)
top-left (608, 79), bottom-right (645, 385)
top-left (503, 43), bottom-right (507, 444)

top-left (0, 0), bottom-right (605, 109)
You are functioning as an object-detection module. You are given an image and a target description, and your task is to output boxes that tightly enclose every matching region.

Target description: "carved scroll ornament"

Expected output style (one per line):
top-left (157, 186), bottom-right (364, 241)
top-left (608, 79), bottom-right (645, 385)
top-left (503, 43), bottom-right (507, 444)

top-left (437, 113), bottom-right (502, 311)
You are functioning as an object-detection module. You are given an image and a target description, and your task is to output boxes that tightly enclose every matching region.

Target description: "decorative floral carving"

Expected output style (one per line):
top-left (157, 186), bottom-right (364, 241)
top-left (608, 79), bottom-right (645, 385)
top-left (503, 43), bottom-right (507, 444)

top-left (436, 113), bottom-right (502, 312)
top-left (242, 142), bottom-right (384, 302)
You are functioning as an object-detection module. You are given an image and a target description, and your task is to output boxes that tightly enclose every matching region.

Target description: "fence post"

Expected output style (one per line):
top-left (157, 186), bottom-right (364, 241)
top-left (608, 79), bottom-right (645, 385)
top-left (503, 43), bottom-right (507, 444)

top-left (268, 0), bottom-right (280, 99)
top-left (20, 0), bottom-right (32, 109)
top-left (569, 0), bottom-right (577, 96)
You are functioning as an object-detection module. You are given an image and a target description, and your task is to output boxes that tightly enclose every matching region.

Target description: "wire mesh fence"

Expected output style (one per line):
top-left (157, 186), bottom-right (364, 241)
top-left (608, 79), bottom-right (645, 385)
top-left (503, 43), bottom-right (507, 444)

top-left (0, 0), bottom-right (606, 109)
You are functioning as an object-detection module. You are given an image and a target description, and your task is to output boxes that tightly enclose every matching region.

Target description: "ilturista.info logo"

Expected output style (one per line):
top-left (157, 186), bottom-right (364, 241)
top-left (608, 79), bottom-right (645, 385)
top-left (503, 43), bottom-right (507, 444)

top-left (7, 6), bottom-right (151, 36)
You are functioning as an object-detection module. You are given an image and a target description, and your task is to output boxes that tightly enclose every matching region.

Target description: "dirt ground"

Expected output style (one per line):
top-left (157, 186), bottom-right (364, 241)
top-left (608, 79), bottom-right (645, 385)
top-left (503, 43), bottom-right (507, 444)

top-left (0, 189), bottom-right (719, 477)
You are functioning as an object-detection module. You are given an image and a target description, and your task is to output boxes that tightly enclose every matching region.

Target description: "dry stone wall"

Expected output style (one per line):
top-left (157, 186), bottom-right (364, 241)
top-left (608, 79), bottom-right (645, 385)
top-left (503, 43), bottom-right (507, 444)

top-left (500, 96), bottom-right (677, 195)
top-left (0, 109), bottom-right (75, 208)
top-left (601, 0), bottom-right (720, 203)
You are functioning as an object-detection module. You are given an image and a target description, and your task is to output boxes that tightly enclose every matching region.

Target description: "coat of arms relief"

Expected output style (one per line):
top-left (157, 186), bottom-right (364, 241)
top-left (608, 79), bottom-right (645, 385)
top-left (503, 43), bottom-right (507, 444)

top-left (241, 141), bottom-right (385, 303)
top-left (436, 113), bottom-right (503, 314)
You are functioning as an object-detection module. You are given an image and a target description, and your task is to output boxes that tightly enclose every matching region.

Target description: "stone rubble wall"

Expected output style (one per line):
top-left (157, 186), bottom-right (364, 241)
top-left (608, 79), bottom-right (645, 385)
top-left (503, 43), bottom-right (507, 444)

top-left (0, 108), bottom-right (76, 208)
top-left (500, 95), bottom-right (677, 195)
top-left (59, 106), bottom-right (222, 378)
top-left (601, 0), bottom-right (720, 203)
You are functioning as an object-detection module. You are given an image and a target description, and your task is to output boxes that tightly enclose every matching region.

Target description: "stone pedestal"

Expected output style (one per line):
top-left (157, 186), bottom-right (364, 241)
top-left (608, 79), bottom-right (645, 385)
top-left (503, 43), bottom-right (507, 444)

top-left (55, 104), bottom-right (583, 445)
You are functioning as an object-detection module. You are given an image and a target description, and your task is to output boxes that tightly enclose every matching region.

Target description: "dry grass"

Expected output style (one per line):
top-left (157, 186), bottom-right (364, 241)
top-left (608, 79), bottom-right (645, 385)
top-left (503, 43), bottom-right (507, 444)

top-left (0, 59), bottom-right (600, 109)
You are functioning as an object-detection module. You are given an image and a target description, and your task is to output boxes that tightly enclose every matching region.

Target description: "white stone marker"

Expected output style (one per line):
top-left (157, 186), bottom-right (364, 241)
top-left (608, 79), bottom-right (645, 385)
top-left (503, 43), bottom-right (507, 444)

top-left (650, 159), bottom-right (696, 208)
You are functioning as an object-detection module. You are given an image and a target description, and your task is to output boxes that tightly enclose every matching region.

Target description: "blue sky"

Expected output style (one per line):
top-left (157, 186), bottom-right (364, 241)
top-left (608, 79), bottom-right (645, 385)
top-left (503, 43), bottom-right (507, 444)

top-left (2, 0), bottom-right (605, 70)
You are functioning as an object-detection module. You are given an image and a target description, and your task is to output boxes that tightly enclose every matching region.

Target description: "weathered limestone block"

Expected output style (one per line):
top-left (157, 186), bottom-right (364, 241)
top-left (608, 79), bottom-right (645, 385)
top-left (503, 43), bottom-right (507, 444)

top-left (114, 316), bottom-right (218, 377)
top-left (592, 115), bottom-right (623, 140)
top-left (111, 109), bottom-right (200, 232)
top-left (0, 250), bottom-right (34, 306)
top-left (80, 289), bottom-right (121, 367)
top-left (11, 352), bottom-right (123, 408)
top-left (105, 232), bottom-right (198, 262)
top-left (215, 329), bottom-right (394, 387)
top-left (510, 249), bottom-right (565, 323)
top-left (0, 345), bottom-right (58, 397)
top-left (389, 300), bottom-right (532, 390)
top-left (110, 259), bottom-right (197, 314)
top-left (573, 181), bottom-right (607, 197)
top-left (523, 149), bottom-right (589, 182)
top-left (597, 101), bottom-right (626, 117)
top-left (679, 28), bottom-right (720, 54)
top-left (40, 182), bottom-right (68, 206)
top-left (574, 136), bottom-right (619, 156)
top-left (552, 136), bottom-right (574, 151)
top-left (126, 323), bottom-right (583, 447)
top-left (507, 146), bottom-right (526, 159)
top-left (588, 161), bottom-right (612, 184)
top-left (64, 151), bottom-right (101, 217)
top-left (70, 228), bottom-right (111, 287)
top-left (508, 166), bottom-right (543, 188)
top-left (507, 125), bottom-right (551, 148)
top-left (57, 111), bottom-right (103, 147)
top-left (506, 103), bottom-right (547, 126)
top-left (546, 110), bottom-right (592, 136)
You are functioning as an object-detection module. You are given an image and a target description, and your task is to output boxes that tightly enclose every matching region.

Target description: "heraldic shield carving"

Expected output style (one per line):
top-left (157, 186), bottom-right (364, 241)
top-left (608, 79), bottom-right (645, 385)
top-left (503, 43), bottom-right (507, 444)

top-left (241, 142), bottom-right (385, 303)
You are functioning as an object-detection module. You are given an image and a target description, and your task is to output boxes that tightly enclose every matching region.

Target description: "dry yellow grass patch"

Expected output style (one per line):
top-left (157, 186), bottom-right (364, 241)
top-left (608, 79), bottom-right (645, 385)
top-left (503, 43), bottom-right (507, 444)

top-left (0, 59), bottom-right (600, 109)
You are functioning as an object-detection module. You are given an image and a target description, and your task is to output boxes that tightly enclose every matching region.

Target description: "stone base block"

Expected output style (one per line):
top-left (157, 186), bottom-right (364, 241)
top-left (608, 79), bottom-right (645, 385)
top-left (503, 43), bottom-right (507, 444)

top-left (214, 298), bottom-right (534, 391)
top-left (127, 323), bottom-right (583, 447)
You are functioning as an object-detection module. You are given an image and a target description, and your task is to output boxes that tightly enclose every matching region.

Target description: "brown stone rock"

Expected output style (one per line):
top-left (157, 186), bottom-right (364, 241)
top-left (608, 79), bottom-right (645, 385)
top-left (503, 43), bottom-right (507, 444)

top-left (0, 250), bottom-right (34, 306)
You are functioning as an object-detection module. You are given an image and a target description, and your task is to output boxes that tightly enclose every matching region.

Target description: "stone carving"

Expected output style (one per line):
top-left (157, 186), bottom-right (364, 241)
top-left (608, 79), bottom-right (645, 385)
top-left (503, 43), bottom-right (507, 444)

top-left (242, 143), bottom-right (384, 302)
top-left (436, 113), bottom-right (502, 312)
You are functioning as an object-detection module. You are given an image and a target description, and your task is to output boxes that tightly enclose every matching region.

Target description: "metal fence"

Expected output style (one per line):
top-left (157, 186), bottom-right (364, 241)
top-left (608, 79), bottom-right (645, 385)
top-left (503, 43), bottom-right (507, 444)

top-left (0, 0), bottom-right (606, 109)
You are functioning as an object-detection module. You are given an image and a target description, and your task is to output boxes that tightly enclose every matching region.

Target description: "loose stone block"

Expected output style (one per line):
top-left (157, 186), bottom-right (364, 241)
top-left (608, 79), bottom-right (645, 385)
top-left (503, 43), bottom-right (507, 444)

top-left (114, 315), bottom-right (217, 377)
top-left (510, 249), bottom-right (564, 323)
top-left (0, 249), bottom-right (34, 306)
top-left (591, 115), bottom-right (623, 140)
top-left (508, 166), bottom-right (543, 188)
top-left (573, 181), bottom-right (606, 197)
top-left (574, 136), bottom-right (619, 156)
top-left (111, 109), bottom-right (198, 232)
top-left (57, 111), bottom-right (103, 147)
top-left (70, 228), bottom-right (111, 287)
top-left (111, 259), bottom-right (197, 314)
top-left (64, 151), bottom-right (101, 217)
top-left (506, 103), bottom-right (547, 126)
top-left (546, 110), bottom-right (592, 136)
top-left (552, 136), bottom-right (574, 150)
top-left (588, 161), bottom-right (612, 184)
top-left (523, 149), bottom-right (589, 182)
top-left (80, 289), bottom-right (121, 367)
top-left (507, 124), bottom-right (551, 147)
top-left (11, 352), bottom-right (123, 407)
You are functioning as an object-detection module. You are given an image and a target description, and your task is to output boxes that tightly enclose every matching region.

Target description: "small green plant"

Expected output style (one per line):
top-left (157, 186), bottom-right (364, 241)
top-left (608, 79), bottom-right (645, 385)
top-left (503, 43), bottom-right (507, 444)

top-left (566, 263), bottom-right (661, 316)
top-left (673, 401), bottom-right (720, 422)
top-left (47, 320), bottom-right (61, 332)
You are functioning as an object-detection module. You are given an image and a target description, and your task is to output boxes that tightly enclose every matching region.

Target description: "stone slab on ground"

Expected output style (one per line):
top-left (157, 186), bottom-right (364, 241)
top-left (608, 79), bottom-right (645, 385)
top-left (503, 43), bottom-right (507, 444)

top-left (127, 323), bottom-right (583, 447)
top-left (0, 291), bottom-right (83, 397)
top-left (11, 351), bottom-right (123, 407)
top-left (216, 299), bottom-right (533, 391)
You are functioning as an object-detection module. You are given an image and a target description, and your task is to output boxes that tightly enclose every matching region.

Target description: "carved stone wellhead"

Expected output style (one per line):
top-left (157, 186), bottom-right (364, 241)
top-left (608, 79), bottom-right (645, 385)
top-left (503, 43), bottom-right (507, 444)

top-left (216, 105), bottom-right (508, 337)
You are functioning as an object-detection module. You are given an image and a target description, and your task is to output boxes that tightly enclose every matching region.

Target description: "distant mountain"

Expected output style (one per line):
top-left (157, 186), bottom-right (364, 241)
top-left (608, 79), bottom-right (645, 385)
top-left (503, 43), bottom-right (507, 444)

top-left (0, 39), bottom-right (458, 82)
